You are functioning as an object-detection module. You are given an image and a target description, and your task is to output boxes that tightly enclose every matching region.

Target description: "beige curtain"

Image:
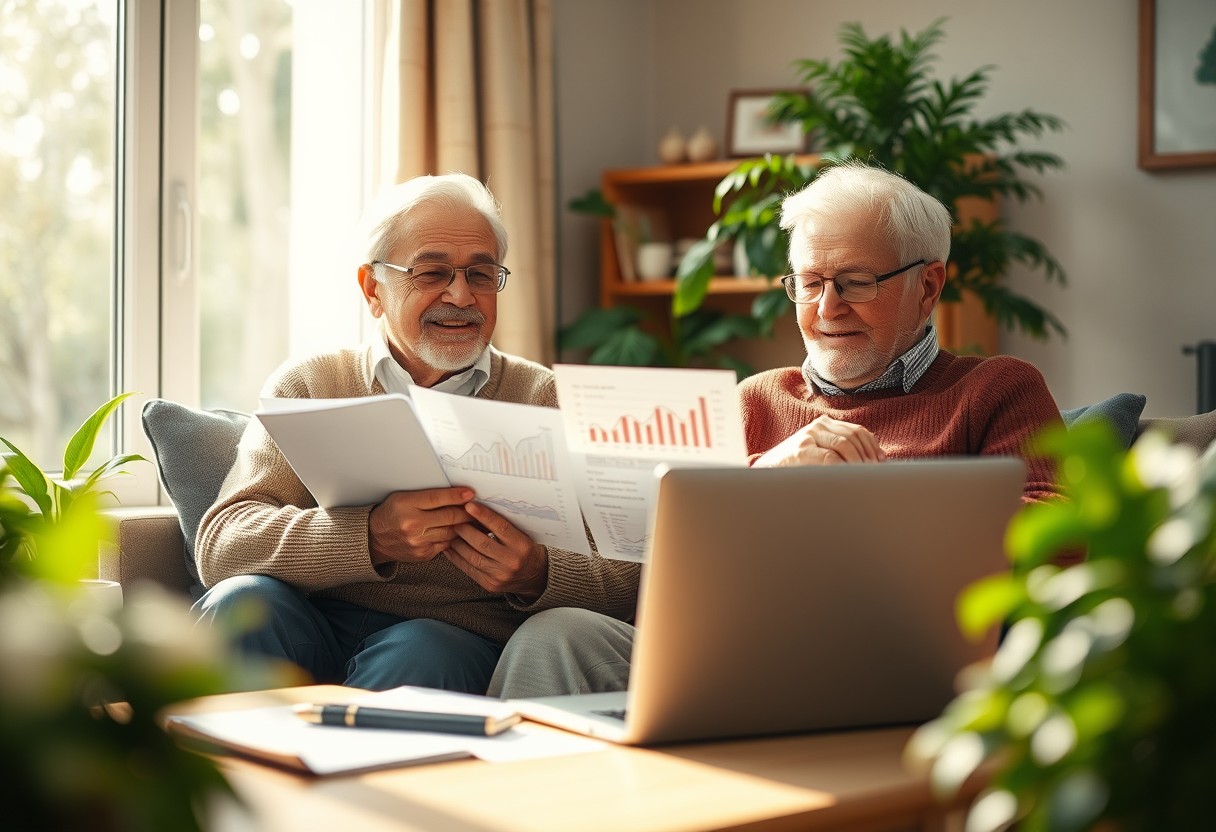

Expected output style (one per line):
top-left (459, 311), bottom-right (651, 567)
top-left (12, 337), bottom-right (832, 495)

top-left (370, 0), bottom-right (557, 365)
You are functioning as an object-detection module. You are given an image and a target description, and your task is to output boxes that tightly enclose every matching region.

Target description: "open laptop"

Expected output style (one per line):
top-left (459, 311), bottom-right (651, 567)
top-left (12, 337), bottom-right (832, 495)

top-left (511, 457), bottom-right (1025, 745)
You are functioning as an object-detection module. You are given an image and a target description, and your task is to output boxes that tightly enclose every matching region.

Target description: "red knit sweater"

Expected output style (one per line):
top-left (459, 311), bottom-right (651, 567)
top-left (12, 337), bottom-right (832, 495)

top-left (738, 352), bottom-right (1064, 503)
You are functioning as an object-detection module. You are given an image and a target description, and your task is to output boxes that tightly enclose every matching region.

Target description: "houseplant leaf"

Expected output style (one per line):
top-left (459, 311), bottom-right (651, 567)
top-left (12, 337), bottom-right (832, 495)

top-left (589, 327), bottom-right (664, 367)
top-left (558, 306), bottom-right (647, 352)
top-left (0, 438), bottom-right (53, 517)
top-left (63, 391), bottom-right (136, 481)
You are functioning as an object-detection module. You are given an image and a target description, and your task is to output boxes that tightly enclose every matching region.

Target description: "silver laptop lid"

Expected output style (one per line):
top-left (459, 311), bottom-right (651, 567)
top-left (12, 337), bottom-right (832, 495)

top-left (623, 457), bottom-right (1025, 744)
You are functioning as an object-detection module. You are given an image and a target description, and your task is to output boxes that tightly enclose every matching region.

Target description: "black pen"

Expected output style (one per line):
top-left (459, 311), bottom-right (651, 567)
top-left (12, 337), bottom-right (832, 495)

top-left (292, 703), bottom-right (520, 736)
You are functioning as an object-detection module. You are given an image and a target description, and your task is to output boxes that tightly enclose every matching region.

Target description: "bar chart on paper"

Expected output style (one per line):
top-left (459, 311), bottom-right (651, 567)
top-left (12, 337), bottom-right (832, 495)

top-left (553, 365), bottom-right (747, 561)
top-left (586, 399), bottom-right (716, 449)
top-left (558, 367), bottom-right (745, 462)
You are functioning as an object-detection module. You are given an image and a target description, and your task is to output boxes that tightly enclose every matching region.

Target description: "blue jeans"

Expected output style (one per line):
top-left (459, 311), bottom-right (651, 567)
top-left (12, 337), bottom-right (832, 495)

top-left (193, 575), bottom-right (502, 693)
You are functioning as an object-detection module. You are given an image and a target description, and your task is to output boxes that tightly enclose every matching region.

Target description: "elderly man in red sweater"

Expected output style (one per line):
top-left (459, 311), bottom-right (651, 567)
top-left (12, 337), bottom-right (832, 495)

top-left (487, 160), bottom-right (1062, 700)
top-left (738, 160), bottom-right (1062, 501)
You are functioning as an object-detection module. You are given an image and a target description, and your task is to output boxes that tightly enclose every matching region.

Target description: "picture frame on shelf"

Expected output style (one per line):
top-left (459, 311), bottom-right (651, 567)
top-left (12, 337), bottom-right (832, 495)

top-left (1137, 0), bottom-right (1216, 170)
top-left (725, 89), bottom-right (808, 157)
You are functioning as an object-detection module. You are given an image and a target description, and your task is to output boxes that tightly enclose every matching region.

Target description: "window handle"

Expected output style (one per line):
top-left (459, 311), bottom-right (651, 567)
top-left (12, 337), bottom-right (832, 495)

top-left (172, 182), bottom-right (192, 281)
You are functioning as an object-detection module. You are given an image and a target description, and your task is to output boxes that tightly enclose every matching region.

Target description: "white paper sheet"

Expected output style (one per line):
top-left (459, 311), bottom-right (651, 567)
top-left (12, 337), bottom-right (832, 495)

top-left (254, 394), bottom-right (449, 507)
top-left (553, 364), bottom-right (748, 561)
top-left (409, 387), bottom-right (593, 555)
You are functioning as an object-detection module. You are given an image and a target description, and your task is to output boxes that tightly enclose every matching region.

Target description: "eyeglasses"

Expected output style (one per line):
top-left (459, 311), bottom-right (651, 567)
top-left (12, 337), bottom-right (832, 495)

top-left (780, 260), bottom-right (926, 304)
top-left (371, 260), bottom-right (509, 294)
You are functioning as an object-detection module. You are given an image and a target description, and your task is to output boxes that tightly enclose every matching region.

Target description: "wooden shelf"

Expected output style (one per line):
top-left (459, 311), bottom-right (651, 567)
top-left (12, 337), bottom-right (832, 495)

top-left (608, 277), bottom-right (777, 298)
top-left (598, 158), bottom-right (815, 309)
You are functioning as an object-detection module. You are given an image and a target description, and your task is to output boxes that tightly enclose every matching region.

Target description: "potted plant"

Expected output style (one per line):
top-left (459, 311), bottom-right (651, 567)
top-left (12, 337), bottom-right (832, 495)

top-left (906, 422), bottom-right (1216, 830)
top-left (0, 393), bottom-right (286, 830)
top-left (676, 18), bottom-right (1069, 346)
top-left (1, 392), bottom-right (144, 583)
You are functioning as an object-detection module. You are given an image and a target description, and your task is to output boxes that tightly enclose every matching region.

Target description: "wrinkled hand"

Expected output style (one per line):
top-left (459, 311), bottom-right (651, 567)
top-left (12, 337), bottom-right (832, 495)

top-left (445, 501), bottom-right (549, 600)
top-left (753, 415), bottom-right (886, 467)
top-left (368, 487), bottom-right (476, 566)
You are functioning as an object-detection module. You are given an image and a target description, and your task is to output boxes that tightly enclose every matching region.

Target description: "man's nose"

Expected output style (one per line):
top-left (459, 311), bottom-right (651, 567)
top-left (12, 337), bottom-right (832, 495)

top-left (816, 281), bottom-right (850, 318)
top-left (441, 272), bottom-right (477, 306)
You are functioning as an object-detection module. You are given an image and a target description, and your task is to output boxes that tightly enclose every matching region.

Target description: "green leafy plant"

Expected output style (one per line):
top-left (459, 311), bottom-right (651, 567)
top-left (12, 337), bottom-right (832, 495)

top-left (678, 18), bottom-right (1069, 343)
top-left (1, 392), bottom-right (144, 582)
top-left (907, 422), bottom-right (1216, 831)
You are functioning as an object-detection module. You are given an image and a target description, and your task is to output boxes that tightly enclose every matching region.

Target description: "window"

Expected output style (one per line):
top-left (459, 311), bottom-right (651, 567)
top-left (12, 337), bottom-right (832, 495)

top-left (1, 0), bottom-right (368, 506)
top-left (0, 1), bottom-right (118, 470)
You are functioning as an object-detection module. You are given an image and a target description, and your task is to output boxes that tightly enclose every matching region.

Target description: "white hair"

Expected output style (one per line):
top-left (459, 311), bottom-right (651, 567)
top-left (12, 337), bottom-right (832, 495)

top-left (779, 160), bottom-right (951, 265)
top-left (363, 173), bottom-right (509, 263)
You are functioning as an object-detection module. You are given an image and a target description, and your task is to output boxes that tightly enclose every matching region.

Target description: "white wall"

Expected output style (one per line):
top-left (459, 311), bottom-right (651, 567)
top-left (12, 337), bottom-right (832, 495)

top-left (553, 0), bottom-right (1216, 418)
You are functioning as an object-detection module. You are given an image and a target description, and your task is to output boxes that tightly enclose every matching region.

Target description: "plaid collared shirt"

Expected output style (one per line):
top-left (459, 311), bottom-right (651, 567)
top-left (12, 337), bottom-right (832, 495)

top-left (803, 326), bottom-right (940, 396)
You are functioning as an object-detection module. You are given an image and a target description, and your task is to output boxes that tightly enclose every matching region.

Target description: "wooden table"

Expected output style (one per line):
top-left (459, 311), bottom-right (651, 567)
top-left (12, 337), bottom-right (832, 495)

top-left (173, 686), bottom-right (973, 832)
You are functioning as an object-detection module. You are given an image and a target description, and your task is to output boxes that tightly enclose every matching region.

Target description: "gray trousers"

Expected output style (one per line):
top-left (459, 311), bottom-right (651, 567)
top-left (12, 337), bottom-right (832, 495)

top-left (486, 608), bottom-right (635, 698)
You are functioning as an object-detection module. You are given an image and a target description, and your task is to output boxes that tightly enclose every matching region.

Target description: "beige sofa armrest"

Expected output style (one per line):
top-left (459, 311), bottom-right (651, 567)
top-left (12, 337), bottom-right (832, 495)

top-left (1137, 410), bottom-right (1216, 451)
top-left (101, 506), bottom-right (194, 596)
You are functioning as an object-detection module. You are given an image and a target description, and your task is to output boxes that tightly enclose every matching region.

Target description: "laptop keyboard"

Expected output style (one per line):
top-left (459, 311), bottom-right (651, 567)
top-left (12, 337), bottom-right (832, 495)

top-left (591, 708), bottom-right (627, 721)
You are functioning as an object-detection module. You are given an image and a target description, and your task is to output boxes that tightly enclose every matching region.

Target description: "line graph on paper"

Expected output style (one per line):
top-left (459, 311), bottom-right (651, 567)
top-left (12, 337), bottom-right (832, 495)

top-left (439, 428), bottom-right (558, 481)
top-left (478, 495), bottom-right (564, 522)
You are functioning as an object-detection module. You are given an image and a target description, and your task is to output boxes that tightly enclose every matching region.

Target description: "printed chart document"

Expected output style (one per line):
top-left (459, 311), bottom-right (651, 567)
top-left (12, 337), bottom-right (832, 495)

top-left (256, 365), bottom-right (747, 561)
top-left (254, 394), bottom-right (448, 508)
top-left (256, 392), bottom-right (591, 555)
top-left (553, 364), bottom-right (748, 561)
top-left (409, 387), bottom-right (592, 555)
top-left (165, 686), bottom-right (605, 776)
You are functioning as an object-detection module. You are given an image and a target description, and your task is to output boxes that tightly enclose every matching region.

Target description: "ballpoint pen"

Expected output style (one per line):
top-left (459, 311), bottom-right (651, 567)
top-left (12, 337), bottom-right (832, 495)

top-left (293, 703), bottom-right (520, 736)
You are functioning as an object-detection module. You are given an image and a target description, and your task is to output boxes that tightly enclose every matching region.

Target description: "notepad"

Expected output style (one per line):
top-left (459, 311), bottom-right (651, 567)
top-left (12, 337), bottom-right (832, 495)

top-left (164, 685), bottom-right (604, 775)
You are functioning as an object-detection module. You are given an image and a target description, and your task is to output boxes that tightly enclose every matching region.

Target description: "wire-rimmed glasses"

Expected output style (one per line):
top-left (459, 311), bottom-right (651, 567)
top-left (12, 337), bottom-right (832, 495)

top-left (780, 260), bottom-right (926, 304)
top-left (370, 260), bottom-right (509, 294)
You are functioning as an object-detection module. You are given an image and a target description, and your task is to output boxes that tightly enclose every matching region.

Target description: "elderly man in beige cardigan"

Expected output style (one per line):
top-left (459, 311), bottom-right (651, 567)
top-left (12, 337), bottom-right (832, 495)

top-left (194, 173), bottom-right (639, 693)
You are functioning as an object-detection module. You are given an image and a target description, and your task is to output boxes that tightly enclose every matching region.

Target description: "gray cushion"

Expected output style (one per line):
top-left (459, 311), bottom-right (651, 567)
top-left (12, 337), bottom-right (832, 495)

top-left (1060, 393), bottom-right (1147, 448)
top-left (141, 399), bottom-right (249, 597)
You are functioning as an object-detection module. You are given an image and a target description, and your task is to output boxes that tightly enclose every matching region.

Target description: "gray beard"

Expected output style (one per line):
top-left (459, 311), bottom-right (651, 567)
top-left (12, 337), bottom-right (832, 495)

top-left (414, 336), bottom-right (488, 373)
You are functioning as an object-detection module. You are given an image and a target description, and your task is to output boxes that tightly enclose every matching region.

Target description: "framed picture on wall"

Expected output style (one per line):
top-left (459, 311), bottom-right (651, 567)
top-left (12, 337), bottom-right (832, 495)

top-left (725, 89), bottom-right (809, 157)
top-left (1138, 0), bottom-right (1216, 170)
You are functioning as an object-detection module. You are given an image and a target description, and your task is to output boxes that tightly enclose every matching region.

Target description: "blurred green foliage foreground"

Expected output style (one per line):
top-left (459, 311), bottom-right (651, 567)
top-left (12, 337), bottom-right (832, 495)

top-left (908, 421), bottom-right (1216, 832)
top-left (1, 394), bottom-right (291, 831)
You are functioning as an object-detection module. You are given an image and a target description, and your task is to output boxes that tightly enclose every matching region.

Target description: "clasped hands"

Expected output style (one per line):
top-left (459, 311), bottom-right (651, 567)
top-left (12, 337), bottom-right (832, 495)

top-left (753, 415), bottom-right (887, 467)
top-left (368, 487), bottom-right (547, 599)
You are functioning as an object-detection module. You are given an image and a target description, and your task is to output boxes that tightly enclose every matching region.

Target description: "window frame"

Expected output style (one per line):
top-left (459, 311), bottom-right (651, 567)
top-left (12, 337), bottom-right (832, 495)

top-left (106, 0), bottom-right (370, 508)
top-left (108, 0), bottom-right (191, 507)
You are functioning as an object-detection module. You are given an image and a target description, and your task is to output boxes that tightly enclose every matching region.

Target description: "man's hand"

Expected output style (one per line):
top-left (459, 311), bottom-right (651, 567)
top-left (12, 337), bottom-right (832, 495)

top-left (753, 415), bottom-right (886, 467)
top-left (445, 501), bottom-right (548, 600)
top-left (368, 487), bottom-right (476, 566)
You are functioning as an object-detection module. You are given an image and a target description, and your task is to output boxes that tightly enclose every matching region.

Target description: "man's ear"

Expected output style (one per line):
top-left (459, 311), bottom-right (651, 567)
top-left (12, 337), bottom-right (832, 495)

top-left (919, 260), bottom-right (948, 319)
top-left (357, 263), bottom-right (384, 318)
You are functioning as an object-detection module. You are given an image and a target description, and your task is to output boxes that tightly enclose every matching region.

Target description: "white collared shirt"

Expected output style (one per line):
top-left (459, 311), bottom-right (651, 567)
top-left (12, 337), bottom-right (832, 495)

top-left (370, 326), bottom-right (493, 398)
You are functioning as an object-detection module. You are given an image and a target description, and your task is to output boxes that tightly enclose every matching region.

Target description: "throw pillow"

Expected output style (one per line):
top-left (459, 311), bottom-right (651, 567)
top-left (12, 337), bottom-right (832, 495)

top-left (141, 399), bottom-right (250, 597)
top-left (1060, 392), bottom-right (1147, 449)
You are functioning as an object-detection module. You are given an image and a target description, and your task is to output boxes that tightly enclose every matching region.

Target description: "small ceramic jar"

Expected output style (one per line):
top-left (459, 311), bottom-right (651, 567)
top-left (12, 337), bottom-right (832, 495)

top-left (658, 127), bottom-right (687, 164)
top-left (686, 126), bottom-right (718, 162)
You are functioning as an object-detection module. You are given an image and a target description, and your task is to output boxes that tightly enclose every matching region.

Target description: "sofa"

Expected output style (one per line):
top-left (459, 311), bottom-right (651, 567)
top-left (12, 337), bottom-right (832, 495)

top-left (99, 397), bottom-right (1216, 599)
